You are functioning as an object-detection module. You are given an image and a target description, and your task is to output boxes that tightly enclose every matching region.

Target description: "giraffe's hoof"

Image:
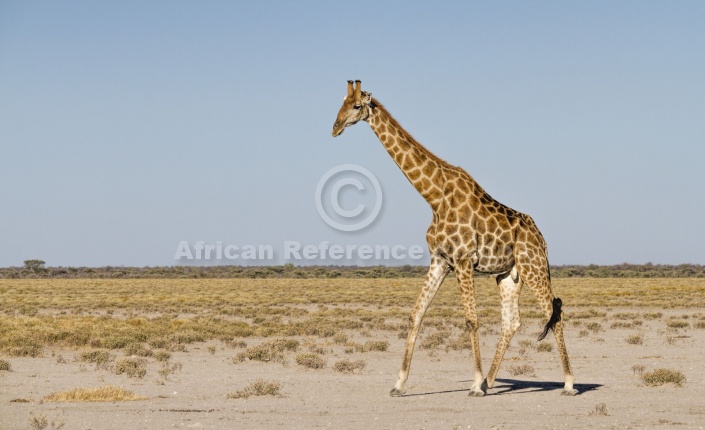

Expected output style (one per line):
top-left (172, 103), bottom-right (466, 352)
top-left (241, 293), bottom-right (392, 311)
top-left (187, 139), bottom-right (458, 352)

top-left (390, 388), bottom-right (405, 397)
top-left (469, 378), bottom-right (489, 397)
top-left (468, 389), bottom-right (486, 397)
top-left (561, 388), bottom-right (578, 396)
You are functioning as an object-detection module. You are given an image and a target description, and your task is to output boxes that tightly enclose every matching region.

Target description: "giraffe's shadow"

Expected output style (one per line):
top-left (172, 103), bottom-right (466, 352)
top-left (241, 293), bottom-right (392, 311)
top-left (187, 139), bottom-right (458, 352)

top-left (489, 378), bottom-right (602, 395)
top-left (401, 379), bottom-right (601, 397)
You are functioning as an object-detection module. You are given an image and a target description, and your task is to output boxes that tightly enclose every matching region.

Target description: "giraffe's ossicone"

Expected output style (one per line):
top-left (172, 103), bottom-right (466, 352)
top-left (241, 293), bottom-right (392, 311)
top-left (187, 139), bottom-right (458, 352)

top-left (332, 80), bottom-right (577, 397)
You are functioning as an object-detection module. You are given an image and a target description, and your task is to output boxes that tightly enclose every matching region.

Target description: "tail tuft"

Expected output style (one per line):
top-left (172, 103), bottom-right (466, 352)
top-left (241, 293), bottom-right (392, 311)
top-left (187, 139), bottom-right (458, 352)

top-left (538, 297), bottom-right (563, 341)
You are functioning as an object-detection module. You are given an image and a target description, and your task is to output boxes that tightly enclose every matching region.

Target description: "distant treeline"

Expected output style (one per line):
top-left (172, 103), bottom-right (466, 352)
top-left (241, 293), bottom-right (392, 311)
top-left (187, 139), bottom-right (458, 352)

top-left (2, 262), bottom-right (704, 279)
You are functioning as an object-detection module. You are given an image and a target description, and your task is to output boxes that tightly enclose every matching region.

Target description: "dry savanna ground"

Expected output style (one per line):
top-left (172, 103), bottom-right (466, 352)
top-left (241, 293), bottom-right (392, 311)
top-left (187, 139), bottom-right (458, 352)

top-left (1, 278), bottom-right (704, 429)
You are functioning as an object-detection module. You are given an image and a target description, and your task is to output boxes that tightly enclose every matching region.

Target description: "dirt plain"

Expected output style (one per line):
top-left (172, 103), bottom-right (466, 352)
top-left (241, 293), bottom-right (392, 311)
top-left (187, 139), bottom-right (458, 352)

top-left (1, 278), bottom-right (704, 429)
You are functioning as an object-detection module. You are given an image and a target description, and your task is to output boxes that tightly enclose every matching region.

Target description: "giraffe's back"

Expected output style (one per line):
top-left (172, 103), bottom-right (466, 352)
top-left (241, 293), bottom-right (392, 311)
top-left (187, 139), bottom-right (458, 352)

top-left (428, 167), bottom-right (547, 275)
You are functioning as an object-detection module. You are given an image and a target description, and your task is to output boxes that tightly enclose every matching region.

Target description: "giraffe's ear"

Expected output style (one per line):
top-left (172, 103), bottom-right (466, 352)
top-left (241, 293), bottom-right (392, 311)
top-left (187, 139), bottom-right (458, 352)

top-left (362, 92), bottom-right (372, 104)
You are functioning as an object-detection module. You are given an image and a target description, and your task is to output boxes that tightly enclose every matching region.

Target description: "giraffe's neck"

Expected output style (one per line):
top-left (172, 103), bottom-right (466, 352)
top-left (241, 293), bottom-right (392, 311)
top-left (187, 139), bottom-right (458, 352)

top-left (365, 99), bottom-right (449, 211)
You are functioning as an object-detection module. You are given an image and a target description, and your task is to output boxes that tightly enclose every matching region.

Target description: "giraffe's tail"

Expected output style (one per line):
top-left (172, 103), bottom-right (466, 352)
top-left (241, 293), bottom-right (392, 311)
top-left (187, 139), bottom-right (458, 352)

top-left (537, 297), bottom-right (562, 341)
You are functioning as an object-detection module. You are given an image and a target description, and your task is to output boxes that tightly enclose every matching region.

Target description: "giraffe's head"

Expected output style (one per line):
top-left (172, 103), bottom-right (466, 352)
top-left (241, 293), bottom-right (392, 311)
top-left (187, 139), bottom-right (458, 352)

top-left (332, 80), bottom-right (373, 137)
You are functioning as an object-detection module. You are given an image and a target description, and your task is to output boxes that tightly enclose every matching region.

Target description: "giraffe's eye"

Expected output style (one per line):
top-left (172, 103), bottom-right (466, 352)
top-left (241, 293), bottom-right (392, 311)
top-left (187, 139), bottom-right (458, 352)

top-left (353, 105), bottom-right (362, 110)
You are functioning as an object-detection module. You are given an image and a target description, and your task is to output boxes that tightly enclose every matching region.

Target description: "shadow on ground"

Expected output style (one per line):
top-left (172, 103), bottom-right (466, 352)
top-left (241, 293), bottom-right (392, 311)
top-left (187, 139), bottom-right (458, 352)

top-left (400, 379), bottom-right (602, 397)
top-left (491, 378), bottom-right (602, 395)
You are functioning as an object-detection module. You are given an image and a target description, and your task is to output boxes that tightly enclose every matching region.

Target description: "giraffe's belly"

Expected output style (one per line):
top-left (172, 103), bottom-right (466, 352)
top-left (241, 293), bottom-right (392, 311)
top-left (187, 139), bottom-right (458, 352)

top-left (432, 231), bottom-right (515, 275)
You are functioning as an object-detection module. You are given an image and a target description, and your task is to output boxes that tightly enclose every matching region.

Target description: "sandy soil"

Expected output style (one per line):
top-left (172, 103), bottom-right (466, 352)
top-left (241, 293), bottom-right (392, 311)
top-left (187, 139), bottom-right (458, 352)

top-left (2, 309), bottom-right (704, 430)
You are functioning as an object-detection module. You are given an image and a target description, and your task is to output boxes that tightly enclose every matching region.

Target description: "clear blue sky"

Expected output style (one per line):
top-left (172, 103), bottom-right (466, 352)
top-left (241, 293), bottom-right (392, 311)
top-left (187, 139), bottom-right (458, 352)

top-left (1, 1), bottom-right (703, 267)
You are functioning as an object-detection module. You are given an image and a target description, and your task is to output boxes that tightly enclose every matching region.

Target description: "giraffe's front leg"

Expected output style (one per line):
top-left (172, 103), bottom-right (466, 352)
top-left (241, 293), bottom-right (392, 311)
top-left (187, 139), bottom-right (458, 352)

top-left (390, 256), bottom-right (449, 397)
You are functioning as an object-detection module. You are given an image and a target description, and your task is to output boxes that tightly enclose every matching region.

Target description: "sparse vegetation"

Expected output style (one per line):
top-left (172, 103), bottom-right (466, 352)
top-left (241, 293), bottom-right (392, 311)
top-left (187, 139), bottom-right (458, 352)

top-left (507, 364), bottom-right (536, 377)
top-left (227, 379), bottom-right (282, 399)
top-left (0, 273), bottom-right (702, 428)
top-left (361, 340), bottom-right (389, 352)
top-left (420, 331), bottom-right (449, 350)
top-left (154, 350), bottom-right (171, 362)
top-left (536, 342), bottom-right (553, 352)
top-left (333, 359), bottom-right (366, 374)
top-left (667, 320), bottom-right (689, 329)
top-left (158, 361), bottom-right (182, 380)
top-left (234, 339), bottom-right (300, 364)
top-left (625, 334), bottom-right (644, 345)
top-left (295, 353), bottom-right (326, 369)
top-left (3, 263), bottom-right (705, 279)
top-left (332, 332), bottom-right (348, 344)
top-left (43, 385), bottom-right (144, 402)
top-left (113, 357), bottom-right (147, 379)
top-left (641, 368), bottom-right (686, 387)
top-left (589, 402), bottom-right (609, 416)
top-left (631, 364), bottom-right (646, 375)
top-left (0, 358), bottom-right (11, 371)
top-left (77, 350), bottom-right (112, 366)
top-left (585, 322), bottom-right (604, 334)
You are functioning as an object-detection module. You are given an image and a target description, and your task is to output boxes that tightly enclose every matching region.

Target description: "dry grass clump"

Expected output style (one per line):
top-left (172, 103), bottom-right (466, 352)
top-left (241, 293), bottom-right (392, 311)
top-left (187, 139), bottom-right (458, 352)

top-left (0, 358), bottom-right (11, 371)
top-left (153, 350), bottom-right (171, 362)
top-left (77, 350), bottom-right (112, 365)
top-left (361, 340), bottom-right (389, 352)
top-left (227, 379), bottom-right (282, 399)
top-left (585, 322), bottom-right (603, 333)
top-left (507, 364), bottom-right (536, 377)
top-left (612, 312), bottom-right (639, 320)
top-left (5, 345), bottom-right (43, 358)
top-left (611, 322), bottom-right (635, 329)
top-left (28, 413), bottom-right (59, 430)
top-left (43, 385), bottom-right (144, 402)
top-left (124, 342), bottom-right (153, 357)
top-left (234, 339), bottom-right (299, 363)
top-left (641, 368), bottom-right (686, 387)
top-left (295, 353), bottom-right (326, 369)
top-left (694, 321), bottom-right (705, 329)
top-left (631, 364), bottom-right (646, 375)
top-left (518, 339), bottom-right (554, 353)
top-left (420, 331), bottom-right (449, 350)
top-left (333, 359), bottom-right (366, 374)
top-left (113, 357), bottom-right (147, 379)
top-left (536, 342), bottom-right (553, 352)
top-left (446, 332), bottom-right (472, 351)
top-left (570, 309), bottom-right (607, 319)
top-left (225, 339), bottom-right (248, 349)
top-left (666, 320), bottom-right (689, 329)
top-left (158, 361), bottom-right (182, 380)
top-left (349, 340), bottom-right (391, 353)
top-left (332, 332), bottom-right (348, 345)
top-left (643, 312), bottom-right (663, 320)
top-left (589, 402), bottom-right (609, 416)
top-left (625, 334), bottom-right (644, 345)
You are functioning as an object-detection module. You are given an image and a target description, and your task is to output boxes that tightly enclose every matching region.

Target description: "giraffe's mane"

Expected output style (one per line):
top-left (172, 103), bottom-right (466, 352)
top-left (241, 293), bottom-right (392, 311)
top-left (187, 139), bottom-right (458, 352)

top-left (370, 97), bottom-right (454, 169)
top-left (370, 97), bottom-right (477, 183)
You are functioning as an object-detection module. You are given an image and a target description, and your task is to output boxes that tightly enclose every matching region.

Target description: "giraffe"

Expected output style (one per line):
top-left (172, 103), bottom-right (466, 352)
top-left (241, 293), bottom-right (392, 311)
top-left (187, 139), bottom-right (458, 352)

top-left (332, 80), bottom-right (577, 397)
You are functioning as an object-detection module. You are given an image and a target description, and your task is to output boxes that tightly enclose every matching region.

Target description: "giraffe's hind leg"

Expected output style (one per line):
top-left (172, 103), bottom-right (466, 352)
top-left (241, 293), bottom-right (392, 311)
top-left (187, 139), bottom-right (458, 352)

top-left (516, 250), bottom-right (577, 396)
top-left (390, 255), bottom-right (450, 396)
top-left (484, 266), bottom-right (522, 389)
top-left (455, 262), bottom-right (485, 396)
